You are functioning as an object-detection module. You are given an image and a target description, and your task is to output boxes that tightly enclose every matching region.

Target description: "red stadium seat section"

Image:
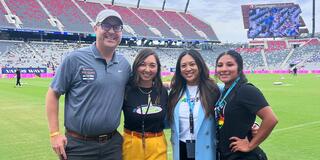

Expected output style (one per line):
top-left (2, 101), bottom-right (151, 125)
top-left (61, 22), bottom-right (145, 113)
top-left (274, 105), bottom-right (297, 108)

top-left (0, 0), bottom-right (219, 41)
top-left (266, 40), bottom-right (287, 51)
top-left (5, 0), bottom-right (57, 31)
top-left (0, 2), bottom-right (14, 28)
top-left (75, 1), bottom-right (133, 37)
top-left (180, 13), bottom-right (218, 40)
top-left (130, 7), bottom-right (179, 40)
top-left (106, 4), bottom-right (159, 39)
top-left (40, 0), bottom-right (92, 33)
top-left (156, 10), bottom-right (205, 40)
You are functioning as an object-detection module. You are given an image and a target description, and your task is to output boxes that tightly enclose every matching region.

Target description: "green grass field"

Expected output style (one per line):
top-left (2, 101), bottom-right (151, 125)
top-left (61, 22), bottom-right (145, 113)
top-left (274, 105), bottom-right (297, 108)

top-left (0, 74), bottom-right (319, 160)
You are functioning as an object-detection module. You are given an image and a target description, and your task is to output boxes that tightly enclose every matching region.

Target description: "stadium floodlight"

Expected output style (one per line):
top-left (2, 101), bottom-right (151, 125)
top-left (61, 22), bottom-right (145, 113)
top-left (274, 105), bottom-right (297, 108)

top-left (184, 0), bottom-right (190, 13)
top-left (312, 0), bottom-right (315, 37)
top-left (137, 0), bottom-right (141, 8)
top-left (162, 0), bottom-right (166, 11)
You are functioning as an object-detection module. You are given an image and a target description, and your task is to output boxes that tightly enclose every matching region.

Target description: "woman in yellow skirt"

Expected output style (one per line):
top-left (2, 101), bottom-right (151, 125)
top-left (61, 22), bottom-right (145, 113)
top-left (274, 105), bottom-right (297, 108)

top-left (122, 48), bottom-right (168, 160)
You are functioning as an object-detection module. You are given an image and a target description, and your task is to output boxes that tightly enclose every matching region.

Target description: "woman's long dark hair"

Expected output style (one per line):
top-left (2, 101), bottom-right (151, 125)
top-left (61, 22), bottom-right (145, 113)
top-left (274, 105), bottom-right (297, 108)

top-left (167, 49), bottom-right (219, 122)
top-left (215, 50), bottom-right (248, 85)
top-left (128, 48), bottom-right (163, 100)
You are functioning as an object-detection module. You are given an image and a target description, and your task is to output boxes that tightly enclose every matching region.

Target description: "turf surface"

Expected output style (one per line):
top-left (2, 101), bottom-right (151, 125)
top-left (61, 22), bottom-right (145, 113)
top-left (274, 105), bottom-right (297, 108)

top-left (0, 74), bottom-right (319, 159)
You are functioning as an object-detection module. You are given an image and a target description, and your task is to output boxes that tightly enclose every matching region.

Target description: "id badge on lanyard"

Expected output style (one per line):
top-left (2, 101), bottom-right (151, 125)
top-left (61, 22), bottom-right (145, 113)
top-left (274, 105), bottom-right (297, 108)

top-left (185, 87), bottom-right (198, 158)
top-left (186, 139), bottom-right (196, 158)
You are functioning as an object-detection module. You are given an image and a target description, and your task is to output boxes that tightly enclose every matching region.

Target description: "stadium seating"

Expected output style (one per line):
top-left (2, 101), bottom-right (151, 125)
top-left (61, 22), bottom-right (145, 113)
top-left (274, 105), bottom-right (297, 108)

top-left (287, 45), bottom-right (320, 65)
top-left (0, 42), bottom-right (44, 68)
top-left (0, 1), bottom-right (218, 41)
top-left (5, 0), bottom-right (57, 31)
top-left (236, 48), bottom-right (262, 53)
top-left (40, 0), bottom-right (92, 33)
top-left (106, 4), bottom-right (159, 38)
top-left (156, 10), bottom-right (205, 40)
top-left (0, 41), bottom-right (17, 55)
top-left (288, 39), bottom-right (310, 44)
top-left (1, 39), bottom-right (319, 72)
top-left (237, 49), bottom-right (265, 70)
top-left (76, 1), bottom-right (105, 21)
top-left (130, 7), bottom-right (179, 40)
top-left (180, 12), bottom-right (218, 41)
top-left (308, 53), bottom-right (320, 63)
top-left (304, 39), bottom-right (320, 46)
top-left (76, 1), bottom-right (133, 37)
top-left (0, 3), bottom-right (14, 28)
top-left (265, 49), bottom-right (290, 69)
top-left (267, 40), bottom-right (287, 51)
top-left (29, 42), bottom-right (82, 68)
top-left (117, 46), bottom-right (143, 66)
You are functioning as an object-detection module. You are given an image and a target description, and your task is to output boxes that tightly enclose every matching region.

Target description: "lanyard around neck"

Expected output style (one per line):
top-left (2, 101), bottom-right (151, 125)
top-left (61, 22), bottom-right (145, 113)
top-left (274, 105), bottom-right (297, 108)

top-left (216, 77), bottom-right (240, 107)
top-left (185, 86), bottom-right (199, 135)
top-left (140, 89), bottom-right (152, 149)
top-left (185, 87), bottom-right (199, 112)
top-left (215, 77), bottom-right (240, 131)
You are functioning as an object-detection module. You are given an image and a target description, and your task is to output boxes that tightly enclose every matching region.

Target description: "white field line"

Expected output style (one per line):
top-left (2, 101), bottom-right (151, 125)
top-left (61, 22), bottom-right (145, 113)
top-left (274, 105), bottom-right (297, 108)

top-left (273, 121), bottom-right (320, 133)
top-left (167, 121), bottom-right (320, 155)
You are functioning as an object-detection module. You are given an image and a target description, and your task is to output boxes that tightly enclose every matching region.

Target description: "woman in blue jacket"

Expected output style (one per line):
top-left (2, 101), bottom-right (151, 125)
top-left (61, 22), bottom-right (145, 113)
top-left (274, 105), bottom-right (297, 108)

top-left (167, 49), bottom-right (220, 160)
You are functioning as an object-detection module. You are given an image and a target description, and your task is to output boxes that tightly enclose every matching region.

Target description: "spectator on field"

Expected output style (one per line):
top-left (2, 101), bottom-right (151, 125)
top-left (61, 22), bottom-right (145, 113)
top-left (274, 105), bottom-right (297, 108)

top-left (46, 9), bottom-right (130, 160)
top-left (122, 48), bottom-right (168, 160)
top-left (214, 50), bottom-right (278, 160)
top-left (15, 68), bottom-right (21, 87)
top-left (292, 66), bottom-right (298, 76)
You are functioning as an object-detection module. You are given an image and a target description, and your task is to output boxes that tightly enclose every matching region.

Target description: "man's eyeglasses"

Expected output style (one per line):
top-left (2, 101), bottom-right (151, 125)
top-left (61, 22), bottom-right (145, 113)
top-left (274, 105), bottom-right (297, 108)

top-left (98, 23), bottom-right (123, 32)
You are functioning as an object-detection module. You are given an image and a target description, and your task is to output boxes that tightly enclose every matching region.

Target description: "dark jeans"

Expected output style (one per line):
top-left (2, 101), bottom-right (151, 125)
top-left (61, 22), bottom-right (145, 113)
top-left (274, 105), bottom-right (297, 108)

top-left (179, 141), bottom-right (195, 160)
top-left (65, 131), bottom-right (123, 160)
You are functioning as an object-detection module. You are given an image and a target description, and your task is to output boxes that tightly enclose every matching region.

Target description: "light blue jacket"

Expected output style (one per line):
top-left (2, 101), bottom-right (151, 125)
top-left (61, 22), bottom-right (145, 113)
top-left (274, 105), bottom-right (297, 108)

top-left (170, 100), bottom-right (217, 160)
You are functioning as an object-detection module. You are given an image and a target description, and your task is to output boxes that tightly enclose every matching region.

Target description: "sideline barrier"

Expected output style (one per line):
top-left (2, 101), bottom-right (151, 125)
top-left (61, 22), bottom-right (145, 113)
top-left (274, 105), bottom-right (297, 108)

top-left (40, 73), bottom-right (55, 78)
top-left (5, 74), bottom-right (36, 79)
top-left (312, 70), bottom-right (320, 74)
top-left (1, 70), bottom-right (320, 79)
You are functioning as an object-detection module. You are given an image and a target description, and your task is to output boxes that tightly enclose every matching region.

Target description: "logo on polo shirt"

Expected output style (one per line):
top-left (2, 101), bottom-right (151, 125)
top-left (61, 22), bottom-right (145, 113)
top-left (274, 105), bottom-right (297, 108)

top-left (80, 67), bottom-right (97, 81)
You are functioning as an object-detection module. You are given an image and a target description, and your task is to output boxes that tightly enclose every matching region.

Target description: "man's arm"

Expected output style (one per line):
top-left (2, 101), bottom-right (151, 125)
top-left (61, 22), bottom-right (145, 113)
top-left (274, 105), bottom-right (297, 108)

top-left (46, 87), bottom-right (67, 160)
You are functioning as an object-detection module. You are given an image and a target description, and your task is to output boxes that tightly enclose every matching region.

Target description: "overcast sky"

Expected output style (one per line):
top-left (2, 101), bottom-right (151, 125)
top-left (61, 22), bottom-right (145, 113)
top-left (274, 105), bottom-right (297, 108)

top-left (111, 0), bottom-right (319, 43)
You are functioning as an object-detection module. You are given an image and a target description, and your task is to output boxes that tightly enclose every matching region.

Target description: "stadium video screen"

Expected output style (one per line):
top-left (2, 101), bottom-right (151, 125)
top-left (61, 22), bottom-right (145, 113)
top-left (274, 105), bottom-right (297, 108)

top-left (248, 6), bottom-right (301, 38)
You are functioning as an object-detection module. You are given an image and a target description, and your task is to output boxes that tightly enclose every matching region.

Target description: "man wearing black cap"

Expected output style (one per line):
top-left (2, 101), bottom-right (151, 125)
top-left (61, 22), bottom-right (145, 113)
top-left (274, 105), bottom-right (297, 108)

top-left (46, 9), bottom-right (130, 160)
